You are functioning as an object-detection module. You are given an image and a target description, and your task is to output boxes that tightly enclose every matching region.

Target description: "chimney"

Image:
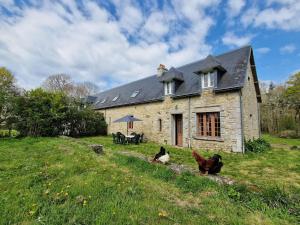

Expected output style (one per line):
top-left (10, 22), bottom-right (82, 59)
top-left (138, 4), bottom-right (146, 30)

top-left (157, 64), bottom-right (168, 77)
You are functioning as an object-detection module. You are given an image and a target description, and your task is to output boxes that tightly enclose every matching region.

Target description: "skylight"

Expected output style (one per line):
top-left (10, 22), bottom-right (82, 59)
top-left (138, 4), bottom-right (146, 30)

top-left (100, 98), bottom-right (106, 104)
top-left (130, 90), bottom-right (139, 98)
top-left (95, 100), bottom-right (100, 104)
top-left (112, 95), bottom-right (119, 102)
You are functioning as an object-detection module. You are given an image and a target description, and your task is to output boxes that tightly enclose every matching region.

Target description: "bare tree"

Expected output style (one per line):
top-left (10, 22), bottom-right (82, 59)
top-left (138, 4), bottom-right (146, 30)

top-left (42, 74), bottom-right (74, 95)
top-left (76, 81), bottom-right (99, 97)
top-left (42, 74), bottom-right (100, 98)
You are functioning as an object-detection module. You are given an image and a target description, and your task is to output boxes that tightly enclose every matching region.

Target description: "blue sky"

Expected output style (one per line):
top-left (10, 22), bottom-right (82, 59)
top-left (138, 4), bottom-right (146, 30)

top-left (0, 0), bottom-right (299, 90)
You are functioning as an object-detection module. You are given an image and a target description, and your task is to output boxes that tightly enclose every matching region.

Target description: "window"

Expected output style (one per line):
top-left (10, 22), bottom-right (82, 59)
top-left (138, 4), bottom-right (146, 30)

top-left (128, 121), bottom-right (133, 129)
top-left (158, 119), bottom-right (162, 131)
top-left (100, 98), bottom-right (106, 104)
top-left (202, 72), bottom-right (214, 88)
top-left (196, 112), bottom-right (220, 137)
top-left (164, 82), bottom-right (172, 95)
top-left (112, 95), bottom-right (119, 102)
top-left (131, 90), bottom-right (139, 98)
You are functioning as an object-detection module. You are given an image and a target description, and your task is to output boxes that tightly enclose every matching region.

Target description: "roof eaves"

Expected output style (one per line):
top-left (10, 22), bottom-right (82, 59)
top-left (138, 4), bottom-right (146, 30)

top-left (171, 92), bottom-right (200, 99)
top-left (214, 86), bottom-right (242, 93)
top-left (93, 98), bottom-right (164, 110)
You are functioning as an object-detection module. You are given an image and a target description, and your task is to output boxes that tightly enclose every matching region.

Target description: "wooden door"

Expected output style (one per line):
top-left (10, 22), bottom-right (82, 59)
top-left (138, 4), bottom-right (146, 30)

top-left (175, 114), bottom-right (183, 146)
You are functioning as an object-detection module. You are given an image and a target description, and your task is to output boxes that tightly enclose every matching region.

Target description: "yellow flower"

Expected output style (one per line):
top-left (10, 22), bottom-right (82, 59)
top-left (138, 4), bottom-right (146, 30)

top-left (44, 189), bottom-right (50, 195)
top-left (158, 210), bottom-right (168, 218)
top-left (64, 192), bottom-right (68, 196)
top-left (29, 210), bottom-right (35, 215)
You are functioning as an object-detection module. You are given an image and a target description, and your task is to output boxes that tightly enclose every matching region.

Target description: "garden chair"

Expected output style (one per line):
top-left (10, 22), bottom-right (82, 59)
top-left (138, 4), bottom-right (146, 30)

top-left (140, 133), bottom-right (144, 143)
top-left (112, 133), bottom-right (117, 144)
top-left (116, 132), bottom-right (123, 143)
top-left (119, 134), bottom-right (127, 145)
top-left (132, 134), bottom-right (140, 145)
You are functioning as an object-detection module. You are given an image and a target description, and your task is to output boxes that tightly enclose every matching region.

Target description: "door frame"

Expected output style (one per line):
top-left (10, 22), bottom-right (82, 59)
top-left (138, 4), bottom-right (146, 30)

top-left (172, 113), bottom-right (183, 146)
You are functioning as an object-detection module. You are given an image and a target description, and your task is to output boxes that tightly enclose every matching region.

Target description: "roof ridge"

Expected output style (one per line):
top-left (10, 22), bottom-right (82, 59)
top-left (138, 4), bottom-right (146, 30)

top-left (216, 45), bottom-right (251, 57)
top-left (177, 45), bottom-right (251, 69)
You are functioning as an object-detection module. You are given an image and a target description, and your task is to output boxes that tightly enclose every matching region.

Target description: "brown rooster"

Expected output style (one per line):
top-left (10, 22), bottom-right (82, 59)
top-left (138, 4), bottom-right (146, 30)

top-left (192, 150), bottom-right (223, 175)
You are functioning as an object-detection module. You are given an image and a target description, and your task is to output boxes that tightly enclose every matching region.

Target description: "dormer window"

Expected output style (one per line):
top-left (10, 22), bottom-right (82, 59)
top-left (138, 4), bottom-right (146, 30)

top-left (201, 71), bottom-right (214, 88)
top-left (131, 90), bottom-right (139, 98)
top-left (112, 95), bottom-right (119, 102)
top-left (164, 82), bottom-right (173, 95)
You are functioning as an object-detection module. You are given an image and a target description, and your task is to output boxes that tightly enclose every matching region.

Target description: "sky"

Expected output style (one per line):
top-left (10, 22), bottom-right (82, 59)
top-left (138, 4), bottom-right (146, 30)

top-left (0, 0), bottom-right (300, 91)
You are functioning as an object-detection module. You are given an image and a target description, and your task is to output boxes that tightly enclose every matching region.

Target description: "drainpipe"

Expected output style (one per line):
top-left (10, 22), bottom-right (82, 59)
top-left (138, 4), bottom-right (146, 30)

top-left (188, 97), bottom-right (191, 148)
top-left (239, 91), bottom-right (245, 153)
top-left (258, 103), bottom-right (261, 137)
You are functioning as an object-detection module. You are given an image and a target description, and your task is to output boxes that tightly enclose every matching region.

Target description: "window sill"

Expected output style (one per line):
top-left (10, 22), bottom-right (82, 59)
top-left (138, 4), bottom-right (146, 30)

top-left (193, 136), bottom-right (224, 142)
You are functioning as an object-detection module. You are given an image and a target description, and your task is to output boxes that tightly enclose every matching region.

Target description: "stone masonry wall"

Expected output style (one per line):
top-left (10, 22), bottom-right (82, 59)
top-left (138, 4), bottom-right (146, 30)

top-left (97, 90), bottom-right (243, 152)
top-left (241, 63), bottom-right (260, 141)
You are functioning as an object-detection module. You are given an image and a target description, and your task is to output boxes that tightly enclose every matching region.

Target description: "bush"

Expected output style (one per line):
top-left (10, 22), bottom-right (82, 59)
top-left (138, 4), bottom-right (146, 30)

top-left (0, 129), bottom-right (19, 138)
top-left (13, 88), bottom-right (107, 137)
top-left (245, 138), bottom-right (271, 153)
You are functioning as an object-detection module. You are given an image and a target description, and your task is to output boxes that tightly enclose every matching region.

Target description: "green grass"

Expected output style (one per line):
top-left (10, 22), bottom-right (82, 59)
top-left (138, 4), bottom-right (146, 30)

top-left (0, 135), bottom-right (299, 224)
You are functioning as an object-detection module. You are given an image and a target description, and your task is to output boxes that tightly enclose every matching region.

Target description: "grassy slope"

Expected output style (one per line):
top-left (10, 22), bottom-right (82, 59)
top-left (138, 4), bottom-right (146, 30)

top-left (0, 135), bottom-right (299, 225)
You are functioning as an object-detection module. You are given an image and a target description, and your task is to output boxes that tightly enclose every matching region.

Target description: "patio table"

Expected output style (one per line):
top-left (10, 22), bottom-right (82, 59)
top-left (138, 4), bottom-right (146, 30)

top-left (125, 135), bottom-right (135, 144)
top-left (125, 135), bottom-right (135, 138)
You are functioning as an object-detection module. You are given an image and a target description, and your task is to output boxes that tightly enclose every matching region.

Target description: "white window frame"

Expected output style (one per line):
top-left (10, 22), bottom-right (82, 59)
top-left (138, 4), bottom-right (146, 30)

top-left (164, 82), bottom-right (173, 95)
top-left (201, 72), bottom-right (214, 88)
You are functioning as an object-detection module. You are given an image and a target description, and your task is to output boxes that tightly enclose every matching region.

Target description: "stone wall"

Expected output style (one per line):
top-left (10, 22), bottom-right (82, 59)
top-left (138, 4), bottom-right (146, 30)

top-left (241, 63), bottom-right (260, 141)
top-left (97, 89), bottom-right (244, 152)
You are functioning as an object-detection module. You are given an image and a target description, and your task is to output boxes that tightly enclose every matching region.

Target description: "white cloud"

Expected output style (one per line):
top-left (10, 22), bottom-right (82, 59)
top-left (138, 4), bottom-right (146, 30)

top-left (280, 44), bottom-right (296, 54)
top-left (141, 11), bottom-right (170, 42)
top-left (256, 47), bottom-right (270, 54)
top-left (227, 0), bottom-right (246, 18)
top-left (222, 32), bottom-right (253, 47)
top-left (0, 0), bottom-right (221, 90)
top-left (242, 0), bottom-right (300, 31)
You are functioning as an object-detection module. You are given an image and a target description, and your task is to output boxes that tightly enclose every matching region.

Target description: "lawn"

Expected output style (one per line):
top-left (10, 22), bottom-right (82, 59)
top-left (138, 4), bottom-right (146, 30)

top-left (0, 135), bottom-right (299, 224)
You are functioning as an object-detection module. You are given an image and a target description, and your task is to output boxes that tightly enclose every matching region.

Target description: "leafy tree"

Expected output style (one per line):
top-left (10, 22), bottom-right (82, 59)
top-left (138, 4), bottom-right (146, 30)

top-left (0, 67), bottom-right (18, 131)
top-left (14, 88), bottom-right (106, 137)
top-left (284, 72), bottom-right (300, 134)
top-left (260, 72), bottom-right (300, 137)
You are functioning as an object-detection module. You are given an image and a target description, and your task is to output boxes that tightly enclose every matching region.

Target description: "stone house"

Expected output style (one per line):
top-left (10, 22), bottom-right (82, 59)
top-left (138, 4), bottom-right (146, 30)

top-left (92, 46), bottom-right (261, 153)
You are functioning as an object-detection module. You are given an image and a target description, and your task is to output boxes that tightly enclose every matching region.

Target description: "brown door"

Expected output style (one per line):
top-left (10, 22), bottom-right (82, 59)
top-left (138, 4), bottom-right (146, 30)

top-left (175, 114), bottom-right (183, 146)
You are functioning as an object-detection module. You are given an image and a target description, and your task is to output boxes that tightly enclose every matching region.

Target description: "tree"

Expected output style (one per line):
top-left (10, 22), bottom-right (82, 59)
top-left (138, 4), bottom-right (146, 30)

top-left (0, 67), bottom-right (18, 130)
top-left (283, 72), bottom-right (300, 134)
top-left (74, 81), bottom-right (100, 98)
top-left (14, 88), bottom-right (106, 137)
top-left (42, 75), bottom-right (100, 98)
top-left (42, 74), bottom-right (74, 95)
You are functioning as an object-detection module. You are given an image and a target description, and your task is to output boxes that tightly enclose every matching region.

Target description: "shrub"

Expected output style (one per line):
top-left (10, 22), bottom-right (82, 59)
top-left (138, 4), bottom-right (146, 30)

top-left (245, 138), bottom-right (271, 153)
top-left (0, 129), bottom-right (19, 138)
top-left (13, 88), bottom-right (107, 137)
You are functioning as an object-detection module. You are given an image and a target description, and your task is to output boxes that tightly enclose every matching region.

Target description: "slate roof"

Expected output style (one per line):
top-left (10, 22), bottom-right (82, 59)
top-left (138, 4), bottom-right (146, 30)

top-left (158, 67), bottom-right (184, 82)
top-left (93, 45), bottom-right (261, 110)
top-left (195, 55), bottom-right (226, 73)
